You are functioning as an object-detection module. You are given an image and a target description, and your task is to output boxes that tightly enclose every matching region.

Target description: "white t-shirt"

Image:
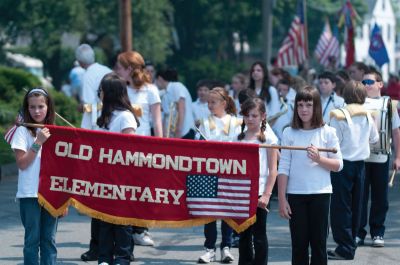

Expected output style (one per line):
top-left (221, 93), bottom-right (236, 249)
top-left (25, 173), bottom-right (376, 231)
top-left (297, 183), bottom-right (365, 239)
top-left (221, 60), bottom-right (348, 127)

top-left (192, 99), bottom-right (210, 123)
top-left (99, 110), bottom-right (138, 133)
top-left (321, 92), bottom-right (345, 123)
top-left (198, 114), bottom-right (241, 142)
top-left (162, 82), bottom-right (194, 136)
top-left (329, 107), bottom-right (379, 161)
top-left (278, 125), bottom-right (343, 194)
top-left (81, 63), bottom-right (112, 129)
top-left (256, 86), bottom-right (280, 118)
top-left (127, 84), bottom-right (161, 136)
top-left (272, 92), bottom-right (295, 142)
top-left (238, 131), bottom-right (278, 195)
top-left (11, 127), bottom-right (41, 198)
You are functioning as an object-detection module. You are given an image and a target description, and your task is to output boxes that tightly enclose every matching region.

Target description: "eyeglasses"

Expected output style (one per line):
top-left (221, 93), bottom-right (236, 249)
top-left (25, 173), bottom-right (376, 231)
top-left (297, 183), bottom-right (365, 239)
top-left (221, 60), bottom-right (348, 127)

top-left (362, 79), bottom-right (376, 86)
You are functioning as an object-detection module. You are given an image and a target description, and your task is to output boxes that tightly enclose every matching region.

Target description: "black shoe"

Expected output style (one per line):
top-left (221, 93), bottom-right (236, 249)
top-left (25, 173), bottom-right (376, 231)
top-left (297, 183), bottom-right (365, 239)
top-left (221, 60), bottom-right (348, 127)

top-left (327, 249), bottom-right (352, 260)
top-left (81, 249), bottom-right (98, 261)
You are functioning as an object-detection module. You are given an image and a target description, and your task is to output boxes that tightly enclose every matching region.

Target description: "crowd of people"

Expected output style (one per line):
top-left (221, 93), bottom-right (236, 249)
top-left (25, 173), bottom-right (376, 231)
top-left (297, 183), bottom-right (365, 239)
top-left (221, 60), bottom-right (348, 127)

top-left (9, 43), bottom-right (400, 265)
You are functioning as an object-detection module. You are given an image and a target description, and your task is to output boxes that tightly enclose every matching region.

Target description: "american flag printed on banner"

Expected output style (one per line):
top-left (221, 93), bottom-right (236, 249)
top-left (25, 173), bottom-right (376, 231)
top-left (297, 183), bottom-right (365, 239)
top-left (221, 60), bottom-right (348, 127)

top-left (277, 0), bottom-right (307, 67)
top-left (186, 175), bottom-right (251, 219)
top-left (4, 111), bottom-right (23, 145)
top-left (314, 21), bottom-right (340, 67)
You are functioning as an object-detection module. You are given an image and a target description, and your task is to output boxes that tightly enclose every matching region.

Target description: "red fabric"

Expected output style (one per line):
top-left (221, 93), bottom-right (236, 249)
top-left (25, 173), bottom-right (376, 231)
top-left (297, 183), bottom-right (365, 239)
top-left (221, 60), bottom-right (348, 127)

top-left (38, 125), bottom-right (260, 230)
top-left (345, 28), bottom-right (355, 68)
top-left (385, 82), bottom-right (400, 100)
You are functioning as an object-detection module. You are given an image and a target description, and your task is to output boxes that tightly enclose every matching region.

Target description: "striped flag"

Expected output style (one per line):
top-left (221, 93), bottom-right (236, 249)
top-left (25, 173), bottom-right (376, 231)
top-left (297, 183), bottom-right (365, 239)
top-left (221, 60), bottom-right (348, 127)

top-left (4, 111), bottom-right (23, 145)
top-left (315, 21), bottom-right (340, 67)
top-left (277, 0), bottom-right (307, 67)
top-left (186, 175), bottom-right (251, 219)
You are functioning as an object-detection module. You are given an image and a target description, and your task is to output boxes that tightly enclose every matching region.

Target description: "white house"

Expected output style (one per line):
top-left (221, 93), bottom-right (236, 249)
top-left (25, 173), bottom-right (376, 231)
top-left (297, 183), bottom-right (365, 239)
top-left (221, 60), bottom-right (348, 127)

top-left (354, 0), bottom-right (397, 81)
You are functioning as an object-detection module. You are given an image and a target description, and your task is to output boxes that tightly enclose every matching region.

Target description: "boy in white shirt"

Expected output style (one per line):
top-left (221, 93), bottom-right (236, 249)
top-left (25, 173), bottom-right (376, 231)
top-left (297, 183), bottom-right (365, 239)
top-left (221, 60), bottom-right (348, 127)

top-left (192, 80), bottom-right (211, 126)
top-left (318, 71), bottom-right (345, 123)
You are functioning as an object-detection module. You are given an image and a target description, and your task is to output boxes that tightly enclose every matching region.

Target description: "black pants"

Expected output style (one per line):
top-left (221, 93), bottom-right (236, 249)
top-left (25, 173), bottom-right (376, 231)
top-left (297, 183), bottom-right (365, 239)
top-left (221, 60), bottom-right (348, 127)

top-left (89, 218), bottom-right (100, 252)
top-left (98, 220), bottom-right (132, 265)
top-left (239, 206), bottom-right (268, 265)
top-left (358, 160), bottom-right (389, 240)
top-left (330, 160), bottom-right (364, 259)
top-left (204, 220), bottom-right (232, 249)
top-left (288, 194), bottom-right (330, 265)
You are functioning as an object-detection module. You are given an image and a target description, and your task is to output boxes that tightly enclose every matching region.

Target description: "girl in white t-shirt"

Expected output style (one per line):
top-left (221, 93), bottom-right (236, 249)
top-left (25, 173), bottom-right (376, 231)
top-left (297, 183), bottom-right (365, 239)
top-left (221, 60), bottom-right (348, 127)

top-left (237, 97), bottom-right (278, 265)
top-left (116, 51), bottom-right (162, 137)
top-left (115, 51), bottom-right (159, 247)
top-left (249, 61), bottom-right (280, 118)
top-left (196, 87), bottom-right (241, 263)
top-left (277, 86), bottom-right (343, 265)
top-left (11, 87), bottom-right (59, 264)
top-left (96, 73), bottom-right (138, 265)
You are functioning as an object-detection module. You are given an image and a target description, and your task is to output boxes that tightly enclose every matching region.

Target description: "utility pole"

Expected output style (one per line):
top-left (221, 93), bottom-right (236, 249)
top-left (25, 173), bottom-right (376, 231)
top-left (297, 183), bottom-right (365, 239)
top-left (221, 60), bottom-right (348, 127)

top-left (262, 0), bottom-right (275, 65)
top-left (120, 0), bottom-right (132, 52)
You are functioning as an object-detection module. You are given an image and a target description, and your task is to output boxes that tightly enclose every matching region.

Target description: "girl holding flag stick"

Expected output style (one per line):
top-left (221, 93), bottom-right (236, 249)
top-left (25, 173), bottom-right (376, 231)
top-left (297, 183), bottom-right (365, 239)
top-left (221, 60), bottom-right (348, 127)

top-left (11, 87), bottom-right (59, 265)
top-left (237, 97), bottom-right (278, 265)
top-left (96, 73), bottom-right (138, 265)
top-left (277, 86), bottom-right (343, 265)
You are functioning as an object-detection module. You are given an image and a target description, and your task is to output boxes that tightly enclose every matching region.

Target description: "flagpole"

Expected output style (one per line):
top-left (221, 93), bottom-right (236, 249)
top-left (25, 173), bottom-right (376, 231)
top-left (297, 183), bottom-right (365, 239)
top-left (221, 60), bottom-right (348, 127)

top-left (303, 0), bottom-right (309, 58)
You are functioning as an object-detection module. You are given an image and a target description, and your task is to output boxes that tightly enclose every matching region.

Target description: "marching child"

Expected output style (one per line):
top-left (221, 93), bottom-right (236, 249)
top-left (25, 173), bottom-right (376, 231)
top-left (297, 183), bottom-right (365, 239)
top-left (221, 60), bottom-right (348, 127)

top-left (96, 73), bottom-right (138, 265)
top-left (277, 86), bottom-right (343, 265)
top-left (237, 97), bottom-right (279, 265)
top-left (11, 87), bottom-right (58, 264)
top-left (197, 87), bottom-right (242, 263)
top-left (327, 80), bottom-right (379, 260)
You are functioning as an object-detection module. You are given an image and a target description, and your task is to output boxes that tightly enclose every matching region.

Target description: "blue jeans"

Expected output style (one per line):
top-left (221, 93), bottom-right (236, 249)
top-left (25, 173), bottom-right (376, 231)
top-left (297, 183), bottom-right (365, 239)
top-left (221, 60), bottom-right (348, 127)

top-left (204, 220), bottom-right (232, 250)
top-left (19, 198), bottom-right (58, 265)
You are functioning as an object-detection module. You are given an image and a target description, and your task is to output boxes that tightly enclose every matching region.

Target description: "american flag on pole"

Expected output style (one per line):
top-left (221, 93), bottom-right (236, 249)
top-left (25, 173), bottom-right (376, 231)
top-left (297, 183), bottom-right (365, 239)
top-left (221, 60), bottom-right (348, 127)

top-left (186, 175), bottom-right (251, 219)
top-left (315, 21), bottom-right (340, 67)
top-left (4, 111), bottom-right (23, 145)
top-left (277, 0), bottom-right (307, 67)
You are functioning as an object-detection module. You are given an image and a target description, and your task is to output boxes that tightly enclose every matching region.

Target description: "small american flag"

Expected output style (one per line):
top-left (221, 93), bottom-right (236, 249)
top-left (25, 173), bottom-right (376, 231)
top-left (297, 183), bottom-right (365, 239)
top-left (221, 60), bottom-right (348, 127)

top-left (4, 111), bottom-right (23, 145)
top-left (314, 21), bottom-right (340, 67)
top-left (186, 175), bottom-right (251, 219)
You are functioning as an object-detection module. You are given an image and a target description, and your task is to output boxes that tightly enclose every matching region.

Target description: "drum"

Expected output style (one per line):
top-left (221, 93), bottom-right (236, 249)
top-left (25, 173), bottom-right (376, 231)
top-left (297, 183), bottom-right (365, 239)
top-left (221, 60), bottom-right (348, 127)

top-left (365, 96), bottom-right (392, 163)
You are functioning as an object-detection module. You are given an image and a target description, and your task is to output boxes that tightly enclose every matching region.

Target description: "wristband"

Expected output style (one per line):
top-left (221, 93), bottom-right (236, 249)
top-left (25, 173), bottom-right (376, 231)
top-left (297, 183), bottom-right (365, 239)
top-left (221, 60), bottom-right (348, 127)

top-left (31, 143), bottom-right (41, 153)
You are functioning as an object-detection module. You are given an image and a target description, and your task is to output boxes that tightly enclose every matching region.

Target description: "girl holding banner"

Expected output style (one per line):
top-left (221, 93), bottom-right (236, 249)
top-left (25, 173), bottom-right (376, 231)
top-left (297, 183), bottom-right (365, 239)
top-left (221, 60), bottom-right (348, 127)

top-left (115, 50), bottom-right (162, 247)
top-left (96, 73), bottom-right (138, 265)
top-left (237, 97), bottom-right (279, 265)
top-left (11, 87), bottom-right (58, 265)
top-left (277, 86), bottom-right (343, 265)
top-left (196, 87), bottom-right (241, 263)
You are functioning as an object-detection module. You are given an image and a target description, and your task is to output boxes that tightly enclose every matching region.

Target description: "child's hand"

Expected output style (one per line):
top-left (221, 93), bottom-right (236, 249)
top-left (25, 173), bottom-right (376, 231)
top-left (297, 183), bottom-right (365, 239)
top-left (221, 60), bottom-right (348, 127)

top-left (278, 197), bottom-right (292, 219)
top-left (307, 144), bottom-right (320, 162)
top-left (36, 127), bottom-right (51, 145)
top-left (257, 194), bottom-right (270, 212)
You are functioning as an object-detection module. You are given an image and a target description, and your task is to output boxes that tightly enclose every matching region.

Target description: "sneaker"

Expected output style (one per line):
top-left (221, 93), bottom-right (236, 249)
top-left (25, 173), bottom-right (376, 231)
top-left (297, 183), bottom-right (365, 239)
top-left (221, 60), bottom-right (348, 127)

top-left (133, 231), bottom-right (155, 246)
top-left (355, 236), bottom-right (364, 246)
top-left (99, 263), bottom-right (109, 265)
top-left (221, 247), bottom-right (234, 263)
top-left (80, 249), bottom-right (98, 261)
top-left (198, 248), bottom-right (216, 263)
top-left (372, 236), bottom-right (384, 247)
top-left (327, 249), bottom-right (351, 260)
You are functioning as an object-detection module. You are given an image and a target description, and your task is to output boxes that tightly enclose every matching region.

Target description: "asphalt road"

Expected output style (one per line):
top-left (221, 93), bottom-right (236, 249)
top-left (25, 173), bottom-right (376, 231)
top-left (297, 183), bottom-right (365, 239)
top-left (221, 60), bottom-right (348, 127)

top-left (0, 173), bottom-right (399, 265)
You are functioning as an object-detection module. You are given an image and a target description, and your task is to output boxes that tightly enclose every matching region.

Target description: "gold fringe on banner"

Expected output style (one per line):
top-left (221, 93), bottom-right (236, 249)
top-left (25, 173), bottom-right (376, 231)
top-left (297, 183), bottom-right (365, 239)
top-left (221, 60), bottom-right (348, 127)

top-left (37, 194), bottom-right (255, 232)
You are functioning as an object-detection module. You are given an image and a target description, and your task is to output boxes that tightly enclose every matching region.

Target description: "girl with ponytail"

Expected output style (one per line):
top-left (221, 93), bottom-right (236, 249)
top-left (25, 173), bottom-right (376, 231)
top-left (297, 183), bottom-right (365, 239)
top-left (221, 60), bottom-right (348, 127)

top-left (116, 51), bottom-right (162, 138)
top-left (237, 97), bottom-right (278, 265)
top-left (196, 86), bottom-right (242, 263)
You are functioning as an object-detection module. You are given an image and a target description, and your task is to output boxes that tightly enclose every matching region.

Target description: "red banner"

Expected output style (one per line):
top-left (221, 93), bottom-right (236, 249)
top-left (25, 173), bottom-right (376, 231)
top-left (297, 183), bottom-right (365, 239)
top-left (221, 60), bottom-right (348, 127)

top-left (38, 125), bottom-right (260, 232)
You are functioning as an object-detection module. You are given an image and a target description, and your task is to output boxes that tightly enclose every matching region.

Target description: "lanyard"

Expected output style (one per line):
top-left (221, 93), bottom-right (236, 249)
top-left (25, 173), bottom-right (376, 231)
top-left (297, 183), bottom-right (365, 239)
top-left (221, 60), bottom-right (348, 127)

top-left (322, 94), bottom-right (334, 117)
